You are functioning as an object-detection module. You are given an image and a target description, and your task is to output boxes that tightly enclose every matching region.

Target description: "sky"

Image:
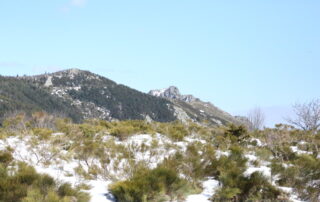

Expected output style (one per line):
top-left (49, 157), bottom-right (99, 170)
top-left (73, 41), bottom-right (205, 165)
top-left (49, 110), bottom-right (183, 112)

top-left (0, 0), bottom-right (319, 127)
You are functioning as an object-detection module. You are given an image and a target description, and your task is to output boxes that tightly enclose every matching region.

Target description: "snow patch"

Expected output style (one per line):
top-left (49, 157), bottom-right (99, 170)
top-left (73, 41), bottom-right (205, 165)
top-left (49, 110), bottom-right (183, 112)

top-left (278, 187), bottom-right (304, 202)
top-left (244, 166), bottom-right (271, 178)
top-left (250, 138), bottom-right (266, 147)
top-left (186, 178), bottom-right (219, 202)
top-left (290, 146), bottom-right (313, 155)
top-left (44, 76), bottom-right (53, 87)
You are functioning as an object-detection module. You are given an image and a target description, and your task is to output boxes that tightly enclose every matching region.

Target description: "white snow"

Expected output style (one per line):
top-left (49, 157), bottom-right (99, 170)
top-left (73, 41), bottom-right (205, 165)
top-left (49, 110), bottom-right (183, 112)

top-left (44, 76), bottom-right (53, 87)
top-left (244, 166), bottom-right (271, 178)
top-left (0, 134), bottom-right (310, 202)
top-left (149, 88), bottom-right (167, 97)
top-left (250, 138), bottom-right (266, 147)
top-left (290, 146), bottom-right (313, 155)
top-left (87, 181), bottom-right (115, 202)
top-left (298, 141), bottom-right (307, 145)
top-left (278, 187), bottom-right (304, 202)
top-left (245, 154), bottom-right (258, 162)
top-left (244, 153), bottom-right (271, 179)
top-left (185, 136), bottom-right (207, 144)
top-left (186, 178), bottom-right (219, 202)
top-left (215, 150), bottom-right (229, 158)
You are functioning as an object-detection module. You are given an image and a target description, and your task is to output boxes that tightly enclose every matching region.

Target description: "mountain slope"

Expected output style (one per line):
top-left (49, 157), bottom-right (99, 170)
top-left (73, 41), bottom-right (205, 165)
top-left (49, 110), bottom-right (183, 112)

top-left (0, 76), bottom-right (83, 122)
top-left (21, 69), bottom-right (176, 122)
top-left (1, 69), bottom-right (243, 125)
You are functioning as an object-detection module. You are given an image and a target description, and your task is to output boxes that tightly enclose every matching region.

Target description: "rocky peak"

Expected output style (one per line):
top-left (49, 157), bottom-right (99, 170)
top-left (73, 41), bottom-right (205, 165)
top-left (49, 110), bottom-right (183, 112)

top-left (163, 86), bottom-right (181, 99)
top-left (149, 86), bottom-right (198, 103)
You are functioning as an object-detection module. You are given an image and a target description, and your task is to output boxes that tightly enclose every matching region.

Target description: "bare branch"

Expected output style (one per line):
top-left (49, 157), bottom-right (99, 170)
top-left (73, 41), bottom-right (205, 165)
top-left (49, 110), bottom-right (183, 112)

top-left (247, 107), bottom-right (265, 130)
top-left (286, 99), bottom-right (320, 132)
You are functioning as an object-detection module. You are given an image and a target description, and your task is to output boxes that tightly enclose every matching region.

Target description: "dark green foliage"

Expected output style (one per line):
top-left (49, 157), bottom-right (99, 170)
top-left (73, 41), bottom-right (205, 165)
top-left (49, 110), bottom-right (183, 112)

top-left (109, 166), bottom-right (191, 202)
top-left (274, 144), bottom-right (297, 162)
top-left (58, 183), bottom-right (77, 197)
top-left (36, 174), bottom-right (56, 195)
top-left (226, 125), bottom-right (247, 138)
top-left (242, 172), bottom-right (281, 201)
top-left (48, 70), bottom-right (176, 122)
top-left (225, 124), bottom-right (249, 143)
top-left (293, 155), bottom-right (320, 200)
top-left (211, 146), bottom-right (281, 201)
top-left (0, 76), bottom-right (83, 123)
top-left (162, 143), bottom-right (217, 187)
top-left (0, 150), bottom-right (13, 166)
top-left (16, 163), bottom-right (39, 185)
top-left (0, 162), bottom-right (40, 202)
top-left (271, 153), bottom-right (320, 201)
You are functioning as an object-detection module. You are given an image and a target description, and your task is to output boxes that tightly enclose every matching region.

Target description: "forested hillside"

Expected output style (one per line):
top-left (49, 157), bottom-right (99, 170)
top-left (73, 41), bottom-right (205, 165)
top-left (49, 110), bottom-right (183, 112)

top-left (0, 76), bottom-right (83, 123)
top-left (22, 69), bottom-right (176, 122)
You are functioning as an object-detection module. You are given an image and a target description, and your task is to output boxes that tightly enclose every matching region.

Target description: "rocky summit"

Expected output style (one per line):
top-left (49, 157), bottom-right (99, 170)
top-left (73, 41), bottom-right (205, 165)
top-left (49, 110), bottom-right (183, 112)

top-left (149, 86), bottom-right (198, 103)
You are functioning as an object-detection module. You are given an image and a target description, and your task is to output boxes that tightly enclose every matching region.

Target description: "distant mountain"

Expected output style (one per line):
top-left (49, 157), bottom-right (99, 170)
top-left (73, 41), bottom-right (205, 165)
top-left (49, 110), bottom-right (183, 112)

top-left (0, 68), bottom-right (243, 125)
top-left (19, 69), bottom-right (175, 122)
top-left (149, 86), bottom-right (243, 125)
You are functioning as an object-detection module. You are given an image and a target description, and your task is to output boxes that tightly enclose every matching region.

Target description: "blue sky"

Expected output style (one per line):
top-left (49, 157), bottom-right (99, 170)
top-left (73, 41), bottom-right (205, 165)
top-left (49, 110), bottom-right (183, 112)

top-left (0, 0), bottom-right (319, 126)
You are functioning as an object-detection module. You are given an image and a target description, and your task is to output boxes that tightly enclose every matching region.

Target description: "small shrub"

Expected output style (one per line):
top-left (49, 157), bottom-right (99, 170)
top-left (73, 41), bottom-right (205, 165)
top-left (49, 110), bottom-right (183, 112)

top-left (21, 188), bottom-right (44, 202)
top-left (225, 124), bottom-right (248, 140)
top-left (167, 122), bottom-right (189, 141)
top-left (255, 148), bottom-right (273, 161)
top-left (32, 128), bottom-right (53, 140)
top-left (58, 183), bottom-right (76, 197)
top-left (110, 166), bottom-right (192, 202)
top-left (16, 163), bottom-right (39, 185)
top-left (0, 150), bottom-right (13, 166)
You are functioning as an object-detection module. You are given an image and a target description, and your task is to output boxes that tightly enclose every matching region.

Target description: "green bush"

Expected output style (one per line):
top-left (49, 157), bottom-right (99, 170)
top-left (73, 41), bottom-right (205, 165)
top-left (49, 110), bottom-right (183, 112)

top-left (0, 161), bottom-right (89, 202)
top-left (32, 128), bottom-right (53, 140)
top-left (16, 163), bottom-right (39, 185)
top-left (156, 121), bottom-right (189, 141)
top-left (225, 125), bottom-right (248, 139)
top-left (213, 171), bottom-right (281, 201)
top-left (255, 147), bottom-right (273, 161)
top-left (110, 166), bottom-right (192, 202)
top-left (58, 183), bottom-right (77, 197)
top-left (109, 120), bottom-right (155, 140)
top-left (211, 146), bottom-right (281, 201)
top-left (0, 150), bottom-right (13, 166)
top-left (168, 124), bottom-right (189, 141)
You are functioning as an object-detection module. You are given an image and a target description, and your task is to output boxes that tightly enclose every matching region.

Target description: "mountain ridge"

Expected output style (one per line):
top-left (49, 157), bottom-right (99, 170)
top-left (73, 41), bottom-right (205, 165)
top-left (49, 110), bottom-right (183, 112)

top-left (149, 86), bottom-right (243, 125)
top-left (1, 68), bottom-right (243, 126)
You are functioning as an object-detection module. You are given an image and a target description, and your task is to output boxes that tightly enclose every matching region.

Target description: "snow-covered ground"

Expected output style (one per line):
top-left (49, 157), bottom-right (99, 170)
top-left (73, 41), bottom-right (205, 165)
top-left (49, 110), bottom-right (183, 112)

top-left (0, 136), bottom-right (114, 202)
top-left (186, 178), bottom-right (219, 202)
top-left (0, 132), bottom-right (311, 202)
top-left (0, 133), bottom-right (210, 202)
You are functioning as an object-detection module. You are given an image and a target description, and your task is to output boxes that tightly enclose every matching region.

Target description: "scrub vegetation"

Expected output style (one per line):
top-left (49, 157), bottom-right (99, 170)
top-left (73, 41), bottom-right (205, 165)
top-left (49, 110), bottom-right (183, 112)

top-left (0, 112), bottom-right (319, 201)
